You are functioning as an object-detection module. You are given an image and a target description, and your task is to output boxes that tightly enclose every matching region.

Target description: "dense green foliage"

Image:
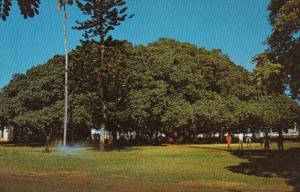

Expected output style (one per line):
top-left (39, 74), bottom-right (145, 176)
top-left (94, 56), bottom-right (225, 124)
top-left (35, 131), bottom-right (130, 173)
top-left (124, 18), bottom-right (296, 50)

top-left (263, 0), bottom-right (300, 99)
top-left (0, 39), bottom-right (299, 144)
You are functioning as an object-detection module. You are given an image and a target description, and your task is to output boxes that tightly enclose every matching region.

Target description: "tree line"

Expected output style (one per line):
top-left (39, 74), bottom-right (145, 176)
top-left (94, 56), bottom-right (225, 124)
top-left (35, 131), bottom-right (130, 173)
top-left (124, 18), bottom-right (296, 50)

top-left (0, 38), bottom-right (299, 144)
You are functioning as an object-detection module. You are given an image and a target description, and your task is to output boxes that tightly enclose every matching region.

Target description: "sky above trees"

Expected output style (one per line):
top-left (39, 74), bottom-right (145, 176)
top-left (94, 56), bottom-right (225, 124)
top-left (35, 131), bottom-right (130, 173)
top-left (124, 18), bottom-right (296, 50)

top-left (0, 0), bottom-right (271, 88)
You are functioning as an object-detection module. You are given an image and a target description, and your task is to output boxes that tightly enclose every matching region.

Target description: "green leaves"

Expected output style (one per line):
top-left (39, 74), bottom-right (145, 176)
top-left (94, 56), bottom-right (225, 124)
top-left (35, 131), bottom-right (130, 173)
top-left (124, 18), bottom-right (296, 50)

top-left (253, 54), bottom-right (285, 95)
top-left (11, 100), bottom-right (64, 143)
top-left (74, 0), bottom-right (133, 41)
top-left (17, 0), bottom-right (40, 19)
top-left (266, 0), bottom-right (300, 99)
top-left (0, 0), bottom-right (41, 21)
top-left (1, 38), bottom-right (299, 143)
top-left (0, 0), bottom-right (12, 20)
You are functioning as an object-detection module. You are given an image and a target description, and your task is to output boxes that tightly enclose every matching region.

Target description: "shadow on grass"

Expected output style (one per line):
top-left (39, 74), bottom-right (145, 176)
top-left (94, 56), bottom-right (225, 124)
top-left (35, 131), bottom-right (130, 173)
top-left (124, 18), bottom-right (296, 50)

top-left (185, 145), bottom-right (228, 152)
top-left (88, 143), bottom-right (168, 152)
top-left (0, 143), bottom-right (44, 147)
top-left (227, 148), bottom-right (300, 192)
top-left (87, 145), bottom-right (141, 152)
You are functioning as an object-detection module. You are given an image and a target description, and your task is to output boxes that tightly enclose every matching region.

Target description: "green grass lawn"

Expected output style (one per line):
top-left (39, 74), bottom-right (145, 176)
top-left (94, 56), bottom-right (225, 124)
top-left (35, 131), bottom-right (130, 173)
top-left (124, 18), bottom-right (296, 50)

top-left (0, 142), bottom-right (299, 192)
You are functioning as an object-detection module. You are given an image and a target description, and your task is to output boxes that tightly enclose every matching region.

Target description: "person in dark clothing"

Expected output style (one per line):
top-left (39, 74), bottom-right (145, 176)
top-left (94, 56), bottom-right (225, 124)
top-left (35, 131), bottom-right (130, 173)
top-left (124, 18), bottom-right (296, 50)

top-left (264, 131), bottom-right (271, 153)
top-left (277, 131), bottom-right (284, 151)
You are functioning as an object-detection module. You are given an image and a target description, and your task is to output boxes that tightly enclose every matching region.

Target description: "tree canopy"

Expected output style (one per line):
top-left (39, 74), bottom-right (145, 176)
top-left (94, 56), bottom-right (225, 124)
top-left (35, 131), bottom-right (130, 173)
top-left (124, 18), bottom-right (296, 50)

top-left (264, 0), bottom-right (300, 99)
top-left (1, 38), bottom-right (299, 144)
top-left (74, 0), bottom-right (133, 42)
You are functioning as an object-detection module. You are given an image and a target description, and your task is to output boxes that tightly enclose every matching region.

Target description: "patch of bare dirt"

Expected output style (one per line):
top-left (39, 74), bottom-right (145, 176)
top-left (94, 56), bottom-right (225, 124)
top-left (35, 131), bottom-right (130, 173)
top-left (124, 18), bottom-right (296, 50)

top-left (31, 170), bottom-right (88, 177)
top-left (0, 174), bottom-right (292, 192)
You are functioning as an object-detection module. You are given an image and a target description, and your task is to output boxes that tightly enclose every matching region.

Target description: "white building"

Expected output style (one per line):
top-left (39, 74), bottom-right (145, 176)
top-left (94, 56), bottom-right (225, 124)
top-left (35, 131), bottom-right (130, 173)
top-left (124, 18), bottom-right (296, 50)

top-left (0, 126), bottom-right (14, 142)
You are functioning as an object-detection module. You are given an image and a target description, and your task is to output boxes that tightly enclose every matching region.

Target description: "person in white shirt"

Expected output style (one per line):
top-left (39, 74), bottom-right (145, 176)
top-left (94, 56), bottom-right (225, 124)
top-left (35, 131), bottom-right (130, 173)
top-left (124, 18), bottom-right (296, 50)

top-left (238, 132), bottom-right (244, 150)
top-left (259, 131), bottom-right (264, 146)
top-left (246, 132), bottom-right (252, 148)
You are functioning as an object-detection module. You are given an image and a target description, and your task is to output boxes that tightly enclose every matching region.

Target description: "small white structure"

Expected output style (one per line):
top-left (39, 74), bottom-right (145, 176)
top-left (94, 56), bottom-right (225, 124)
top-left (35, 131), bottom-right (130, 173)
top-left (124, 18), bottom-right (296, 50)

top-left (91, 128), bottom-right (110, 140)
top-left (0, 126), bottom-right (14, 142)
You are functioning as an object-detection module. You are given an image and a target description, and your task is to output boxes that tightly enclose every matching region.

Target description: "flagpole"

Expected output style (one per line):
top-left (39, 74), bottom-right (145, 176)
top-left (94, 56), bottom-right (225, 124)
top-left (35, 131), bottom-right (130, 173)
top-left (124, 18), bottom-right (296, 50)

top-left (63, 3), bottom-right (68, 148)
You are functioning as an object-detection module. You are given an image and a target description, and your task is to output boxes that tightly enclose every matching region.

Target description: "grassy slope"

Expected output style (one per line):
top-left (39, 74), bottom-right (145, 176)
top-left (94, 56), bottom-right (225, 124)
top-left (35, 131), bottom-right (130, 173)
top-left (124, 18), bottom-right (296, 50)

top-left (0, 142), bottom-right (299, 191)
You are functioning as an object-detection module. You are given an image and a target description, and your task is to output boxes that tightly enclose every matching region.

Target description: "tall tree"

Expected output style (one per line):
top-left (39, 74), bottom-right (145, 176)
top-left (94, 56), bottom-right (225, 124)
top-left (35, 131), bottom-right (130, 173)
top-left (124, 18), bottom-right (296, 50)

top-left (266, 0), bottom-right (300, 99)
top-left (74, 0), bottom-right (133, 151)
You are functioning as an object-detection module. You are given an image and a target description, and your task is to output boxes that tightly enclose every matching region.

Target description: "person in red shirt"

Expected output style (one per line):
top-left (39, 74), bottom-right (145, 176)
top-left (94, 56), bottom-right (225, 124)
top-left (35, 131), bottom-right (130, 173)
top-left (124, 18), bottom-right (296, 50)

top-left (225, 133), bottom-right (232, 151)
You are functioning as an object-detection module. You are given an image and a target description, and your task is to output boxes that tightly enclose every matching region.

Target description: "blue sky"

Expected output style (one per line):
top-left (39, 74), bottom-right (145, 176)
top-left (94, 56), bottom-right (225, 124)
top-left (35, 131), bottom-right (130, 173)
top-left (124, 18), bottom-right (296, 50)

top-left (0, 0), bottom-right (271, 88)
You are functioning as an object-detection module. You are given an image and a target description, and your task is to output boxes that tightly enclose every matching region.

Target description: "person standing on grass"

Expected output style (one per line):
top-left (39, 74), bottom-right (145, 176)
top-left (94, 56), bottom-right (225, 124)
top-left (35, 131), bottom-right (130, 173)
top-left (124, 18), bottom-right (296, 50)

top-left (246, 131), bottom-right (252, 148)
top-left (259, 131), bottom-right (264, 146)
top-left (264, 131), bottom-right (271, 153)
top-left (238, 132), bottom-right (244, 150)
top-left (225, 133), bottom-right (232, 151)
top-left (277, 131), bottom-right (284, 151)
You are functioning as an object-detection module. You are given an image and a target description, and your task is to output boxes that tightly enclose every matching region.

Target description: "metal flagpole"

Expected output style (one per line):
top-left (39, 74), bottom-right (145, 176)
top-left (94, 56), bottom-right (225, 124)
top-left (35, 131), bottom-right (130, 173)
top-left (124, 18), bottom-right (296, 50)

top-left (63, 3), bottom-right (68, 148)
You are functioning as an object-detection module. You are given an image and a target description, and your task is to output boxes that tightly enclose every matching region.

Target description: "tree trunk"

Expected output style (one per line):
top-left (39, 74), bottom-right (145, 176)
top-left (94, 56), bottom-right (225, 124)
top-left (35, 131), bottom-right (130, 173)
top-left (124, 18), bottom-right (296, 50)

top-left (112, 128), bottom-right (117, 143)
top-left (154, 130), bottom-right (159, 146)
top-left (99, 39), bottom-right (106, 152)
top-left (220, 127), bottom-right (224, 143)
top-left (44, 134), bottom-right (50, 153)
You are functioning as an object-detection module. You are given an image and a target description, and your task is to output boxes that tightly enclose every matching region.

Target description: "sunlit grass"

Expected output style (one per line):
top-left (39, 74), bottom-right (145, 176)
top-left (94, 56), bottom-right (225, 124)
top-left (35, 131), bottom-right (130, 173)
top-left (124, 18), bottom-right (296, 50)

top-left (0, 141), bottom-right (299, 190)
